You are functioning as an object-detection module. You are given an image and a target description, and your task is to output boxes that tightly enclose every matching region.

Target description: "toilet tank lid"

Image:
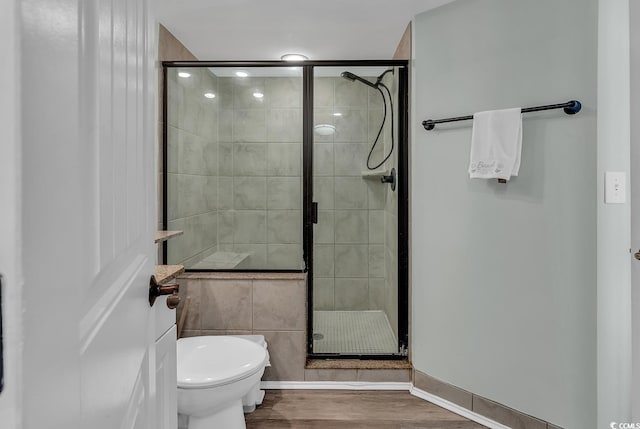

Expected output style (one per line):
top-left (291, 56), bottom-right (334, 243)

top-left (177, 336), bottom-right (267, 389)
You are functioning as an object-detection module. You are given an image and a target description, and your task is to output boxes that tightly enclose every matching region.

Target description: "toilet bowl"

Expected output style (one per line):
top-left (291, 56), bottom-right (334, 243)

top-left (177, 336), bottom-right (268, 429)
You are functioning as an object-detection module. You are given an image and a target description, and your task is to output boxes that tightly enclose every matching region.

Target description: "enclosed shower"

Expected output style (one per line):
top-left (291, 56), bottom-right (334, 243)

top-left (163, 61), bottom-right (408, 358)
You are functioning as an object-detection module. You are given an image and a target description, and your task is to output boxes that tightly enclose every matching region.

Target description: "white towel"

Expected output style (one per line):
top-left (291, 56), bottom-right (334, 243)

top-left (468, 108), bottom-right (523, 181)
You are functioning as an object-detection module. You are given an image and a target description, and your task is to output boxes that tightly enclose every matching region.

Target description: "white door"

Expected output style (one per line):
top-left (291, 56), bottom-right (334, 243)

top-left (20, 0), bottom-right (163, 428)
top-left (0, 0), bottom-right (22, 427)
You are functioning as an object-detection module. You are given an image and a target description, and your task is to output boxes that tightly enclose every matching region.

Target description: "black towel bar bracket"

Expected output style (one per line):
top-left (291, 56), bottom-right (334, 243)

top-left (422, 100), bottom-right (582, 131)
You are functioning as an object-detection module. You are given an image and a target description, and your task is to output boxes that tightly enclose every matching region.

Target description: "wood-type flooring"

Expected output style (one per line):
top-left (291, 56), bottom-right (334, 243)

top-left (245, 390), bottom-right (486, 429)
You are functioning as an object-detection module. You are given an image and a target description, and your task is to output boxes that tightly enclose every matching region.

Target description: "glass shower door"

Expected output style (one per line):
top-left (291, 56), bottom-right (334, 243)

top-left (311, 66), bottom-right (401, 355)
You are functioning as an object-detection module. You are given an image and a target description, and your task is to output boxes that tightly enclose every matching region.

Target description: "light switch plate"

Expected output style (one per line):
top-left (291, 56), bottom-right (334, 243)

top-left (605, 171), bottom-right (626, 204)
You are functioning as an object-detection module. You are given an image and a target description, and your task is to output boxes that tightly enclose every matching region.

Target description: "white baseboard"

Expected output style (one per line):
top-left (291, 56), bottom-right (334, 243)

top-left (410, 386), bottom-right (510, 429)
top-left (260, 381), bottom-right (413, 391)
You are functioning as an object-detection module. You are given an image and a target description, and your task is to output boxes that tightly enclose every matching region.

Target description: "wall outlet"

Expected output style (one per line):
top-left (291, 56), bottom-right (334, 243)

top-left (605, 171), bottom-right (626, 204)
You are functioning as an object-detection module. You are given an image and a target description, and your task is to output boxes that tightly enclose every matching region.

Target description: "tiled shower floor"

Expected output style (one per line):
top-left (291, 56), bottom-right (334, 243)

top-left (313, 310), bottom-right (397, 354)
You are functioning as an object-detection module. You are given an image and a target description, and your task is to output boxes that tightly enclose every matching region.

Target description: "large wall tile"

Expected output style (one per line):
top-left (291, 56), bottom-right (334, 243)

top-left (334, 109), bottom-right (367, 142)
top-left (334, 245), bottom-right (368, 277)
top-left (177, 279), bottom-right (202, 331)
top-left (313, 143), bottom-right (334, 176)
top-left (233, 110), bottom-right (266, 142)
top-left (218, 211), bottom-right (234, 243)
top-left (233, 210), bottom-right (267, 244)
top-left (200, 280), bottom-right (253, 330)
top-left (267, 109), bottom-right (302, 142)
top-left (313, 78), bottom-right (334, 108)
top-left (233, 143), bottom-right (267, 176)
top-left (314, 210), bottom-right (334, 244)
top-left (367, 181), bottom-right (386, 210)
top-left (369, 245), bottom-right (385, 278)
top-left (232, 77), bottom-right (266, 110)
top-left (369, 210), bottom-right (385, 243)
top-left (259, 331), bottom-right (306, 381)
top-left (218, 177), bottom-right (233, 210)
top-left (265, 77), bottom-right (302, 109)
top-left (267, 244), bottom-right (303, 269)
top-left (335, 278), bottom-right (369, 310)
top-left (314, 245), bottom-right (335, 277)
top-left (267, 143), bottom-right (302, 176)
top-left (267, 177), bottom-right (301, 209)
top-left (335, 78), bottom-right (368, 108)
top-left (334, 210), bottom-right (368, 244)
top-left (313, 278), bottom-right (335, 311)
top-left (313, 177), bottom-right (334, 210)
top-left (334, 143), bottom-right (366, 176)
top-left (218, 142), bottom-right (233, 176)
top-left (253, 280), bottom-right (306, 330)
top-left (334, 177), bottom-right (368, 209)
top-left (267, 210), bottom-right (302, 244)
top-left (234, 177), bottom-right (267, 210)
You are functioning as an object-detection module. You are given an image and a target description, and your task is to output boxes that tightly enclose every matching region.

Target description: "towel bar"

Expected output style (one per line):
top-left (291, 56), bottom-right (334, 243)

top-left (422, 100), bottom-right (581, 131)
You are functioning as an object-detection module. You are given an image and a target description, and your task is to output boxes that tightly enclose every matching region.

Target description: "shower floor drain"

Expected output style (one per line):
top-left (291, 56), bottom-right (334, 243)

top-left (313, 333), bottom-right (324, 340)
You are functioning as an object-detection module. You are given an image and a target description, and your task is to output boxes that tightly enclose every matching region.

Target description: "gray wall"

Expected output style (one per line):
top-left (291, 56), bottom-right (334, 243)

top-left (411, 1), bottom-right (597, 427)
top-left (599, 0), bottom-right (633, 425)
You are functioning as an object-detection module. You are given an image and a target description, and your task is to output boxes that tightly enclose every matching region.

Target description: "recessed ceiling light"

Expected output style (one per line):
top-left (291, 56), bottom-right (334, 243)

top-left (333, 112), bottom-right (342, 117)
top-left (204, 92), bottom-right (216, 99)
top-left (281, 54), bottom-right (309, 61)
top-left (235, 71), bottom-right (249, 77)
top-left (253, 92), bottom-right (264, 99)
top-left (178, 71), bottom-right (191, 78)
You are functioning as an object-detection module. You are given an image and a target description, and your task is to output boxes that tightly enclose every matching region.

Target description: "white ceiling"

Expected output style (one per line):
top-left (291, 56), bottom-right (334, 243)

top-left (156, 0), bottom-right (455, 61)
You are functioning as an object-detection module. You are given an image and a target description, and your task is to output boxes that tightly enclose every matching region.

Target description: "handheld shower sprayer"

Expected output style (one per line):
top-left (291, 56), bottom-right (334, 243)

top-left (339, 69), bottom-right (396, 172)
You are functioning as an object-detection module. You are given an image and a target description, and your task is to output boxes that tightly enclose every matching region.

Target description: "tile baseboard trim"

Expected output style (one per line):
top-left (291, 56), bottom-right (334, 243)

top-left (410, 386), bottom-right (510, 429)
top-left (261, 381), bottom-right (413, 391)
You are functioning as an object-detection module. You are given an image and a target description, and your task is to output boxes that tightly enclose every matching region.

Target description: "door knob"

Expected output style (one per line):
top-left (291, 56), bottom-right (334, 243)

top-left (149, 277), bottom-right (180, 308)
top-left (635, 251), bottom-right (640, 261)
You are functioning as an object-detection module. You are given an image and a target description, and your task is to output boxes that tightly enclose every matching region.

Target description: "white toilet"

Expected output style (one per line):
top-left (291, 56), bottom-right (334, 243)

top-left (177, 336), bottom-right (269, 429)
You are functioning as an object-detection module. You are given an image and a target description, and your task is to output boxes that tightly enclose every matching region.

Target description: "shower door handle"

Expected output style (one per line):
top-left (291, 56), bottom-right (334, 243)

top-left (311, 202), bottom-right (318, 224)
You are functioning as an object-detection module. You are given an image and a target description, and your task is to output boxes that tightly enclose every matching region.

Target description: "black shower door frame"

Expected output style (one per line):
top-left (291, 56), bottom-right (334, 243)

top-left (162, 60), bottom-right (409, 360)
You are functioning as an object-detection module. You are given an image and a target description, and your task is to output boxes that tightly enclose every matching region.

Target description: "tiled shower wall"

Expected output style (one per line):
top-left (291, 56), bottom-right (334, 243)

top-left (166, 68), bottom-right (220, 266)
top-left (216, 76), bottom-right (304, 270)
top-left (166, 72), bottom-right (304, 270)
top-left (312, 74), bottom-right (397, 315)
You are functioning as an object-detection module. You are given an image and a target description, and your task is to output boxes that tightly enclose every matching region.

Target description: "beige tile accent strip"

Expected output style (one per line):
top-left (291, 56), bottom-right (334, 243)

top-left (472, 396), bottom-right (547, 429)
top-left (413, 370), bottom-right (472, 410)
top-left (413, 369), bottom-right (560, 429)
